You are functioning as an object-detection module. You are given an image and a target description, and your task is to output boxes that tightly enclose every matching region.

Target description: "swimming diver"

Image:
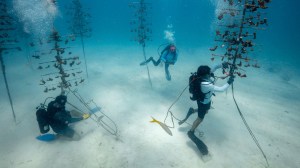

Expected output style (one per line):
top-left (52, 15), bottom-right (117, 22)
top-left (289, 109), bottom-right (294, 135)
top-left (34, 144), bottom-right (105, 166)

top-left (140, 44), bottom-right (178, 81)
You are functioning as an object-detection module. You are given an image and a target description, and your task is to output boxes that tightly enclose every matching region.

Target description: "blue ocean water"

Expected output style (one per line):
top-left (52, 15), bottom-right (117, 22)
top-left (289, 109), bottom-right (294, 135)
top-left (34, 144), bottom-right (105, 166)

top-left (1, 0), bottom-right (300, 168)
top-left (61, 0), bottom-right (299, 68)
top-left (7, 0), bottom-right (300, 65)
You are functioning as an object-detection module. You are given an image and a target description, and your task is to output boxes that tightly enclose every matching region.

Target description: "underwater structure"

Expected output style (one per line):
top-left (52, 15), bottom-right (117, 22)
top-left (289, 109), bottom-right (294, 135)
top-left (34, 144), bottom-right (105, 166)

top-left (30, 29), bottom-right (119, 137)
top-left (29, 30), bottom-right (86, 94)
top-left (210, 0), bottom-right (270, 77)
top-left (28, 1), bottom-right (119, 138)
top-left (129, 0), bottom-right (153, 87)
top-left (209, 0), bottom-right (271, 166)
top-left (66, 0), bottom-right (92, 78)
top-left (0, 0), bottom-right (22, 123)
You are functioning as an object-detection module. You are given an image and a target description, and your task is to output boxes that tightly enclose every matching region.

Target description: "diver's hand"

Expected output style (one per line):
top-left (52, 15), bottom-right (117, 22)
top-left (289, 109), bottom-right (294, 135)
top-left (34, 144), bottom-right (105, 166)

top-left (227, 75), bottom-right (235, 85)
top-left (82, 113), bottom-right (90, 120)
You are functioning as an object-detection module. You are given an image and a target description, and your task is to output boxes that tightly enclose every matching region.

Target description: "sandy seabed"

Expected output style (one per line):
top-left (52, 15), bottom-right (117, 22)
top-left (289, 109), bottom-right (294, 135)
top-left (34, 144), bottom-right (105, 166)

top-left (0, 45), bottom-right (299, 168)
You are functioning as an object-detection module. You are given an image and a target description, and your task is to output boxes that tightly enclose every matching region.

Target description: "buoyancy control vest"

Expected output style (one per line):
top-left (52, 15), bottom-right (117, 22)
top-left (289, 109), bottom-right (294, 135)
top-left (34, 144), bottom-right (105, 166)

top-left (189, 72), bottom-right (211, 101)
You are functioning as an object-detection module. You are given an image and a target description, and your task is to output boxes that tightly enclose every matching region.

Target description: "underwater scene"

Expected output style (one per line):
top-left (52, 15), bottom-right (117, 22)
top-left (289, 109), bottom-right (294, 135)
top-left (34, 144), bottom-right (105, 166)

top-left (0, 0), bottom-right (299, 168)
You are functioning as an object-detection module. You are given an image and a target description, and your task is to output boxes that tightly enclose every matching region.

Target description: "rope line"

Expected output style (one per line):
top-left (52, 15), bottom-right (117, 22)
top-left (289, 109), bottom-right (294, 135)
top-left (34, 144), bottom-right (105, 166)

top-left (1, 54), bottom-right (17, 123)
top-left (142, 44), bottom-right (152, 88)
top-left (231, 84), bottom-right (269, 167)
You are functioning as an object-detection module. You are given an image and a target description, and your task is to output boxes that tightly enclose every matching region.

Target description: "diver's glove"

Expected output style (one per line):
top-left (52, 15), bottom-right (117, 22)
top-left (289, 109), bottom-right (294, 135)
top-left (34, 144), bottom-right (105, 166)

top-left (227, 75), bottom-right (235, 85)
top-left (82, 113), bottom-right (90, 120)
top-left (222, 61), bottom-right (229, 69)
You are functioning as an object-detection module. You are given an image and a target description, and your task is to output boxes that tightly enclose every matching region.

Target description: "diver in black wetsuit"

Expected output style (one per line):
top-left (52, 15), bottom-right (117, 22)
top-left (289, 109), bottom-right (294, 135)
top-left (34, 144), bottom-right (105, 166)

top-left (47, 95), bottom-right (90, 140)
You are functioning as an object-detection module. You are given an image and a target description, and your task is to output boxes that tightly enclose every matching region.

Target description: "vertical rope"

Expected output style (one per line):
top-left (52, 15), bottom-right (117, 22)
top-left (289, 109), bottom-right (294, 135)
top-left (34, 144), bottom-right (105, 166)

top-left (231, 84), bottom-right (269, 167)
top-left (80, 33), bottom-right (89, 78)
top-left (0, 53), bottom-right (17, 123)
top-left (228, 1), bottom-right (269, 166)
top-left (142, 44), bottom-right (152, 88)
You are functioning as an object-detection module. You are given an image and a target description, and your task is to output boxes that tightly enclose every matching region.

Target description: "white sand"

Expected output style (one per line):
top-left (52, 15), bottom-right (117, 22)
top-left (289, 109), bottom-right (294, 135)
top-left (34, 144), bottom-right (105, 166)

top-left (0, 45), bottom-right (299, 168)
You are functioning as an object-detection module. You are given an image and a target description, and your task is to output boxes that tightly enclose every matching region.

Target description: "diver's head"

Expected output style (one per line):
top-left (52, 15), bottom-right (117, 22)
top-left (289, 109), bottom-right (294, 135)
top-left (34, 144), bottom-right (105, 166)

top-left (169, 44), bottom-right (176, 53)
top-left (197, 65), bottom-right (211, 77)
top-left (55, 95), bottom-right (67, 106)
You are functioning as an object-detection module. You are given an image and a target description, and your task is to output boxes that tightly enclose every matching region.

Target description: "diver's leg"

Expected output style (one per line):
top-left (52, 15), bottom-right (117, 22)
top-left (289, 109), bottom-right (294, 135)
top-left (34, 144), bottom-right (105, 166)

top-left (189, 101), bottom-right (208, 133)
top-left (190, 117), bottom-right (202, 133)
top-left (140, 57), bottom-right (152, 66)
top-left (57, 127), bottom-right (81, 141)
top-left (178, 107), bottom-right (196, 125)
top-left (152, 58), bottom-right (161, 66)
top-left (165, 64), bottom-right (171, 81)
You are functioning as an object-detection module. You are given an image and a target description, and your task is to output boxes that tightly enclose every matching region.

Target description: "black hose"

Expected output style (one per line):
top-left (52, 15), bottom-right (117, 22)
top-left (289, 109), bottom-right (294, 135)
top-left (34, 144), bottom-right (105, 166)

top-left (157, 43), bottom-right (170, 56)
top-left (231, 83), bottom-right (269, 167)
top-left (226, 0), bottom-right (269, 166)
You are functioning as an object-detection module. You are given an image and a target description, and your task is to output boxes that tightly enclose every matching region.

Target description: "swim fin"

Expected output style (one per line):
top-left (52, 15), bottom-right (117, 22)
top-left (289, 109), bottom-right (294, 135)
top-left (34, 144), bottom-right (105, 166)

top-left (140, 61), bottom-right (148, 66)
top-left (187, 131), bottom-right (208, 155)
top-left (36, 133), bottom-right (56, 142)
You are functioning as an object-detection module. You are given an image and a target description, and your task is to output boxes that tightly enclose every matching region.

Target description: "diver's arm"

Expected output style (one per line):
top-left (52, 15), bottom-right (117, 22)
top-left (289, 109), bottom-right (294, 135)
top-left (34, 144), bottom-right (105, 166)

top-left (213, 83), bottom-right (230, 92)
top-left (202, 82), bottom-right (229, 93)
top-left (160, 45), bottom-right (170, 55)
top-left (68, 117), bottom-right (83, 123)
top-left (54, 111), bottom-right (83, 124)
top-left (67, 111), bottom-right (90, 123)
top-left (172, 53), bottom-right (178, 64)
top-left (66, 110), bottom-right (83, 123)
top-left (160, 52), bottom-right (167, 62)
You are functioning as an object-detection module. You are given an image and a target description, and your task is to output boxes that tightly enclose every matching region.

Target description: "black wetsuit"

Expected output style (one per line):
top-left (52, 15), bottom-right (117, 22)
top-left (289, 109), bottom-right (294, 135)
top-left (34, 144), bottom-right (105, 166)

top-left (47, 101), bottom-right (83, 137)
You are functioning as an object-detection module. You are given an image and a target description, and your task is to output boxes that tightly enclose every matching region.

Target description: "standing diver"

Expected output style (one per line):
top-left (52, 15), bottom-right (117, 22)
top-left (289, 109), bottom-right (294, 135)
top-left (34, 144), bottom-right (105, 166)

top-left (140, 44), bottom-right (178, 81)
top-left (179, 62), bottom-right (234, 135)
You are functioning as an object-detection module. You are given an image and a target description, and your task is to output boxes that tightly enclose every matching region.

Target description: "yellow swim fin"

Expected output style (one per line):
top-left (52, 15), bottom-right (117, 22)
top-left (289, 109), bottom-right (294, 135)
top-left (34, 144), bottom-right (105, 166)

top-left (150, 117), bottom-right (172, 136)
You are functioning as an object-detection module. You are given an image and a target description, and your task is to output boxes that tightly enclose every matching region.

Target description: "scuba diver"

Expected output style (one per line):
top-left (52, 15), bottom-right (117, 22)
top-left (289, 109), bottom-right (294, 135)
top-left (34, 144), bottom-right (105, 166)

top-left (140, 44), bottom-right (178, 81)
top-left (46, 94), bottom-right (90, 140)
top-left (178, 62), bottom-right (234, 136)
